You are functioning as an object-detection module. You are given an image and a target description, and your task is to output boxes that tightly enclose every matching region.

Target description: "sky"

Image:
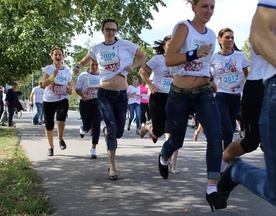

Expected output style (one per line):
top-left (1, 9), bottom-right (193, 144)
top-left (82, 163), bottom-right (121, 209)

top-left (72, 0), bottom-right (258, 52)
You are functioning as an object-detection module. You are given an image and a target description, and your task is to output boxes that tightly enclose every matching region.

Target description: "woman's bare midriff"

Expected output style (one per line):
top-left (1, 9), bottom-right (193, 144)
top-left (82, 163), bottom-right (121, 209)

top-left (173, 75), bottom-right (209, 89)
top-left (99, 74), bottom-right (127, 90)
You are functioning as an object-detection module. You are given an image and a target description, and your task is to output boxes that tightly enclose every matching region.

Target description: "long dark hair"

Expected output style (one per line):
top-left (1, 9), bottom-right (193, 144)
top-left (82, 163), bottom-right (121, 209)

top-left (153, 35), bottom-right (171, 54)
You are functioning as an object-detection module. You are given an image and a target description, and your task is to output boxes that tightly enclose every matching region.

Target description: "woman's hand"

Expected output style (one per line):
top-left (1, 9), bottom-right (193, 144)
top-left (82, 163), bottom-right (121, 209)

top-left (196, 43), bottom-right (213, 58)
top-left (148, 83), bottom-right (158, 94)
top-left (67, 87), bottom-right (72, 95)
top-left (193, 130), bottom-right (200, 141)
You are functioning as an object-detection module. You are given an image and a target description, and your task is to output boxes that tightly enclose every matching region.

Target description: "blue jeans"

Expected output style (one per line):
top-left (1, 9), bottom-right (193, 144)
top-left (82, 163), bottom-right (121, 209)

top-left (33, 102), bottom-right (43, 124)
top-left (231, 75), bottom-right (276, 206)
top-left (161, 86), bottom-right (222, 180)
top-left (215, 92), bottom-right (241, 149)
top-left (128, 103), bottom-right (141, 129)
top-left (97, 88), bottom-right (128, 151)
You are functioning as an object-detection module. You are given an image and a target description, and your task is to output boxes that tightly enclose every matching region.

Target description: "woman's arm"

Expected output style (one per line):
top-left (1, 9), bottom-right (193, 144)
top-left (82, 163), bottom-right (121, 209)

top-left (73, 54), bottom-right (93, 75)
top-left (165, 24), bottom-right (188, 66)
top-left (42, 69), bottom-right (58, 88)
top-left (139, 66), bottom-right (158, 94)
top-left (242, 67), bottom-right (249, 79)
top-left (125, 49), bottom-right (148, 73)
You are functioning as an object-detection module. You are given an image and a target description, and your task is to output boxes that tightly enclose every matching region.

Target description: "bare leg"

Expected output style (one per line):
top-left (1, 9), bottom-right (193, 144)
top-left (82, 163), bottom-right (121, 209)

top-left (45, 129), bottom-right (54, 148)
top-left (166, 133), bottom-right (180, 174)
top-left (223, 139), bottom-right (245, 163)
top-left (148, 124), bottom-right (158, 140)
top-left (170, 149), bottom-right (180, 174)
top-left (108, 150), bottom-right (116, 176)
top-left (57, 121), bottom-right (65, 141)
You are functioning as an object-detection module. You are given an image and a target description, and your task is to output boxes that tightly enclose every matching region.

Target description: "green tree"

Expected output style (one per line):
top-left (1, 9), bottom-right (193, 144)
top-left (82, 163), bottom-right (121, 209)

top-left (242, 38), bottom-right (251, 62)
top-left (0, 0), bottom-right (166, 84)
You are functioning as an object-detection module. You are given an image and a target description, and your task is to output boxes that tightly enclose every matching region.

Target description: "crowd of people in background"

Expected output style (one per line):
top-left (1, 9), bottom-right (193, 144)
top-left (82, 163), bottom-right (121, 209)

top-left (1, 0), bottom-right (276, 211)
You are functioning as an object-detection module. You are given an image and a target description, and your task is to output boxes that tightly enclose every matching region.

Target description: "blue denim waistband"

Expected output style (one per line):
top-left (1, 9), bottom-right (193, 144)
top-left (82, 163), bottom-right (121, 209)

top-left (170, 83), bottom-right (211, 94)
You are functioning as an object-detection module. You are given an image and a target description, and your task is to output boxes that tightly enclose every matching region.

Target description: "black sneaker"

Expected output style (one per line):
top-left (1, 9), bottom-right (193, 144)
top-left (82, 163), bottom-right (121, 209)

top-left (59, 140), bottom-right (67, 150)
top-left (158, 154), bottom-right (169, 179)
top-left (47, 148), bottom-right (54, 156)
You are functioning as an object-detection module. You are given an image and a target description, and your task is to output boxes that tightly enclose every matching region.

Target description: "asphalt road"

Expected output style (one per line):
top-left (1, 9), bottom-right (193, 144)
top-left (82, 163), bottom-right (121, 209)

top-left (15, 111), bottom-right (276, 216)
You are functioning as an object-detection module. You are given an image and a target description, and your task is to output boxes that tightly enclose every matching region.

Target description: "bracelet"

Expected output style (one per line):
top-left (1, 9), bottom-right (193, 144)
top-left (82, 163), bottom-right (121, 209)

top-left (75, 65), bottom-right (80, 69)
top-left (48, 75), bottom-right (55, 82)
top-left (186, 49), bottom-right (198, 62)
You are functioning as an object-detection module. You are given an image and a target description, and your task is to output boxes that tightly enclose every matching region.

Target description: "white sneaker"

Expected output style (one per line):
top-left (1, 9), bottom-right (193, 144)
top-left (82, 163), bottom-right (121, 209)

top-left (90, 148), bottom-right (97, 159)
top-left (79, 126), bottom-right (85, 138)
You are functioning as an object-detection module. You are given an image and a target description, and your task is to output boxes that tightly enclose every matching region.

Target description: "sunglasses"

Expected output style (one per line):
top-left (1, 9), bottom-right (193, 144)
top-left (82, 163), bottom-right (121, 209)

top-left (104, 28), bottom-right (117, 33)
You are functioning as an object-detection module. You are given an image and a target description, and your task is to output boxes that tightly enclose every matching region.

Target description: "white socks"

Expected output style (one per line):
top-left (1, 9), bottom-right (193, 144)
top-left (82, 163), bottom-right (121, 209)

top-left (91, 148), bottom-right (96, 155)
top-left (160, 156), bottom-right (169, 166)
top-left (207, 184), bottom-right (217, 194)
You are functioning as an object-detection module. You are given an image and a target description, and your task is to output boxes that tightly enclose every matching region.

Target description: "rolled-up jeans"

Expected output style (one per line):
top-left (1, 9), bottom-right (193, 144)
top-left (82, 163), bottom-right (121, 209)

top-left (231, 75), bottom-right (276, 206)
top-left (97, 88), bottom-right (128, 151)
top-left (161, 84), bottom-right (222, 180)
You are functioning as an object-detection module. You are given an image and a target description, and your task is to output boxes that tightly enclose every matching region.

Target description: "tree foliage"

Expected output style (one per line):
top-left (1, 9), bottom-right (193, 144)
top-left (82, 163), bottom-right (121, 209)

top-left (0, 0), bottom-right (166, 84)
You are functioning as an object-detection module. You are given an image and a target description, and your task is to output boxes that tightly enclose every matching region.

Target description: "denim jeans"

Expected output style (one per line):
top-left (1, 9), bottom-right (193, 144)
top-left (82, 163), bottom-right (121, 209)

top-left (79, 99), bottom-right (101, 145)
top-left (161, 87), bottom-right (222, 180)
top-left (128, 103), bottom-right (141, 129)
top-left (215, 92), bottom-right (241, 149)
top-left (33, 102), bottom-right (43, 124)
top-left (97, 88), bottom-right (128, 151)
top-left (231, 75), bottom-right (276, 206)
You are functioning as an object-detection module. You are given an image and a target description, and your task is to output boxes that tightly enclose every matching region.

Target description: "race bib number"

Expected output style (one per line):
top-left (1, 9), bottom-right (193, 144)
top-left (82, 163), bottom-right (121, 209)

top-left (87, 77), bottom-right (100, 88)
top-left (221, 73), bottom-right (242, 89)
top-left (99, 50), bottom-right (119, 66)
top-left (54, 74), bottom-right (68, 85)
top-left (141, 94), bottom-right (148, 100)
top-left (160, 77), bottom-right (173, 92)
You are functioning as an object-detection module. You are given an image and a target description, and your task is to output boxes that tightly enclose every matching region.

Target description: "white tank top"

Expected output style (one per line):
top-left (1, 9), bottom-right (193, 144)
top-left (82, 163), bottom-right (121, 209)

top-left (169, 20), bottom-right (216, 78)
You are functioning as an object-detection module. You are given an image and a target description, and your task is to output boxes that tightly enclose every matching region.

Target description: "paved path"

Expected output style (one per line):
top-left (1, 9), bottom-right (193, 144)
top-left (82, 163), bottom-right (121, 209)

top-left (15, 111), bottom-right (275, 215)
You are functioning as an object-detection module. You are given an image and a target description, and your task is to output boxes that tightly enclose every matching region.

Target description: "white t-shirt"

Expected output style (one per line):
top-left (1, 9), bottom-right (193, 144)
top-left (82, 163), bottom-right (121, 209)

top-left (248, 45), bottom-right (266, 81)
top-left (146, 55), bottom-right (173, 94)
top-left (211, 51), bottom-right (249, 94)
top-left (75, 72), bottom-right (100, 100)
top-left (89, 39), bottom-right (138, 82)
top-left (127, 85), bottom-right (140, 105)
top-left (2, 84), bottom-right (11, 101)
top-left (169, 20), bottom-right (216, 77)
top-left (31, 86), bottom-right (44, 103)
top-left (43, 65), bottom-right (72, 102)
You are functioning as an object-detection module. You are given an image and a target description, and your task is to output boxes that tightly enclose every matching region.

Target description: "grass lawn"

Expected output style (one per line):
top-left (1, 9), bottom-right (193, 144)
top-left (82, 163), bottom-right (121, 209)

top-left (0, 126), bottom-right (51, 215)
